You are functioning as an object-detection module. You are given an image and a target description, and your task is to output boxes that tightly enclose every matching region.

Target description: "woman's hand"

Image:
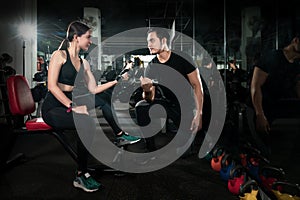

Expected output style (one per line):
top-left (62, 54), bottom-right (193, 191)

top-left (72, 105), bottom-right (89, 115)
top-left (121, 72), bottom-right (130, 81)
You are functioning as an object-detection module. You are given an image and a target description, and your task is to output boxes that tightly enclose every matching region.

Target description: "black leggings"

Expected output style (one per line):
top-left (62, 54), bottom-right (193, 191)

top-left (95, 90), bottom-right (122, 135)
top-left (73, 89), bottom-right (122, 135)
top-left (42, 91), bottom-right (96, 172)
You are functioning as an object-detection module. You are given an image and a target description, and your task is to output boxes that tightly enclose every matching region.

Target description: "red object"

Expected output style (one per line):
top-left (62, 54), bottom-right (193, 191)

top-left (25, 118), bottom-right (52, 131)
top-left (5, 75), bottom-right (78, 164)
top-left (66, 106), bottom-right (72, 113)
top-left (7, 75), bottom-right (52, 131)
top-left (260, 176), bottom-right (277, 190)
top-left (228, 175), bottom-right (245, 195)
top-left (240, 153), bottom-right (247, 167)
top-left (211, 153), bottom-right (225, 172)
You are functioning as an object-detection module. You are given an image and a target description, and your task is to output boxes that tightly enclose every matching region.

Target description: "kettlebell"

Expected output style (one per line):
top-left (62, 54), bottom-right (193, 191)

top-left (220, 153), bottom-right (235, 181)
top-left (272, 181), bottom-right (300, 200)
top-left (239, 180), bottom-right (258, 200)
top-left (259, 166), bottom-right (285, 190)
top-left (246, 156), bottom-right (260, 181)
top-left (239, 153), bottom-right (247, 167)
top-left (228, 165), bottom-right (247, 195)
top-left (210, 146), bottom-right (226, 172)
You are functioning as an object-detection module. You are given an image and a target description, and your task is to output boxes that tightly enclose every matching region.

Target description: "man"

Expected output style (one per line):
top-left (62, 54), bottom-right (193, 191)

top-left (0, 53), bottom-right (16, 82)
top-left (136, 27), bottom-right (204, 151)
top-left (251, 34), bottom-right (300, 133)
top-left (226, 58), bottom-right (248, 103)
top-left (250, 34), bottom-right (300, 156)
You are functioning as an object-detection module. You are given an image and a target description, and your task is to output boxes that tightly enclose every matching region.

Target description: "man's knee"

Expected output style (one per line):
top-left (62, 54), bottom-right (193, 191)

top-left (135, 100), bottom-right (151, 126)
top-left (135, 99), bottom-right (150, 108)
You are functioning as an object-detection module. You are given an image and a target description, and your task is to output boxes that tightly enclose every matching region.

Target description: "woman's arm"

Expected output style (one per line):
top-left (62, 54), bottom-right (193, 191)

top-left (82, 59), bottom-right (117, 94)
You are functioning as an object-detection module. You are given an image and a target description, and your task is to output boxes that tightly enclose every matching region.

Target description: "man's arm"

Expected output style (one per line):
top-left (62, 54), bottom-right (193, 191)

top-left (187, 68), bottom-right (204, 133)
top-left (251, 67), bottom-right (270, 133)
top-left (251, 67), bottom-right (268, 115)
top-left (296, 75), bottom-right (300, 98)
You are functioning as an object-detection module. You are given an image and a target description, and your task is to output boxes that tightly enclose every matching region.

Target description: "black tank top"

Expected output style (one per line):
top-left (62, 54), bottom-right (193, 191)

top-left (58, 50), bottom-right (82, 86)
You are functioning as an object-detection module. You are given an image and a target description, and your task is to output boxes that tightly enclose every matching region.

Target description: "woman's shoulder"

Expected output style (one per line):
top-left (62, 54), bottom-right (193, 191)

top-left (51, 50), bottom-right (67, 61)
top-left (52, 49), bottom-right (67, 58)
top-left (49, 50), bottom-right (67, 65)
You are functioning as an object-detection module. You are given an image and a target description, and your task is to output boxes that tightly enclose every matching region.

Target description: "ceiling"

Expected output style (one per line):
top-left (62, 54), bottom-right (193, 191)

top-left (37, 0), bottom-right (300, 55)
top-left (37, 0), bottom-right (224, 53)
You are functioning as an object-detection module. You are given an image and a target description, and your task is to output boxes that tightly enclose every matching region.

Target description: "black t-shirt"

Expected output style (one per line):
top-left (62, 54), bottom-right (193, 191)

top-left (144, 51), bottom-right (196, 106)
top-left (257, 49), bottom-right (300, 101)
top-left (146, 51), bottom-right (196, 80)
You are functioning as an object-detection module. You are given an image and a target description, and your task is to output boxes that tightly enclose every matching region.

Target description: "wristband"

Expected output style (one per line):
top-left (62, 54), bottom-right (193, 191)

top-left (120, 68), bottom-right (129, 75)
top-left (66, 103), bottom-right (73, 113)
top-left (115, 75), bottom-right (122, 81)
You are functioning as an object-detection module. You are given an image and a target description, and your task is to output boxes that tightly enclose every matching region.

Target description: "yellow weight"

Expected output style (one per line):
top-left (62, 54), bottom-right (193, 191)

top-left (240, 189), bottom-right (258, 200)
top-left (272, 190), bottom-right (300, 200)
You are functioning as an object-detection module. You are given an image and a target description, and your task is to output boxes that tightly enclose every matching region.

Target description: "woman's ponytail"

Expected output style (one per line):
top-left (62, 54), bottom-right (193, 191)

top-left (58, 38), bottom-right (69, 50)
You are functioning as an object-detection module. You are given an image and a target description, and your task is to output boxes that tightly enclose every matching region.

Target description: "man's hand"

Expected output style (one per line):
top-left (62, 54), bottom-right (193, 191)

top-left (140, 76), bottom-right (153, 91)
top-left (140, 76), bottom-right (155, 101)
top-left (256, 114), bottom-right (270, 134)
top-left (190, 113), bottom-right (202, 134)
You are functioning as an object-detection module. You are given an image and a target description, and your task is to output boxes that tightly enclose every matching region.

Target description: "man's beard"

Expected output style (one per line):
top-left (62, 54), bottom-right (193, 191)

top-left (149, 49), bottom-right (159, 55)
top-left (149, 45), bottom-right (164, 55)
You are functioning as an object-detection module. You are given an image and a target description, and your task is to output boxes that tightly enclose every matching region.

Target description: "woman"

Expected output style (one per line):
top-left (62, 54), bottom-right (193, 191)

top-left (42, 21), bottom-right (138, 192)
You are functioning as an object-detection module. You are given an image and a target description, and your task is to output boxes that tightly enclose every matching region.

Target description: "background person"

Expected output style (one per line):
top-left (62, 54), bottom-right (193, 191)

top-left (250, 33), bottom-right (300, 156)
top-left (0, 53), bottom-right (16, 82)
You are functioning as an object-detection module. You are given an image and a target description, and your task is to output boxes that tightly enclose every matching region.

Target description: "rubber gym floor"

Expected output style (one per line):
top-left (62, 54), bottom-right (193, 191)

top-left (0, 107), bottom-right (299, 200)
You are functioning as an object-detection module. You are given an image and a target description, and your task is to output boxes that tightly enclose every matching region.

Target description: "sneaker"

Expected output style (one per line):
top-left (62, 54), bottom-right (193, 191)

top-left (73, 172), bottom-right (101, 192)
top-left (116, 132), bottom-right (141, 146)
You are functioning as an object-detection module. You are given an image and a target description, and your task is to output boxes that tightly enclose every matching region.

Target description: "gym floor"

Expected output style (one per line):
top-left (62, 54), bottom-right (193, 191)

top-left (0, 107), bottom-right (299, 200)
